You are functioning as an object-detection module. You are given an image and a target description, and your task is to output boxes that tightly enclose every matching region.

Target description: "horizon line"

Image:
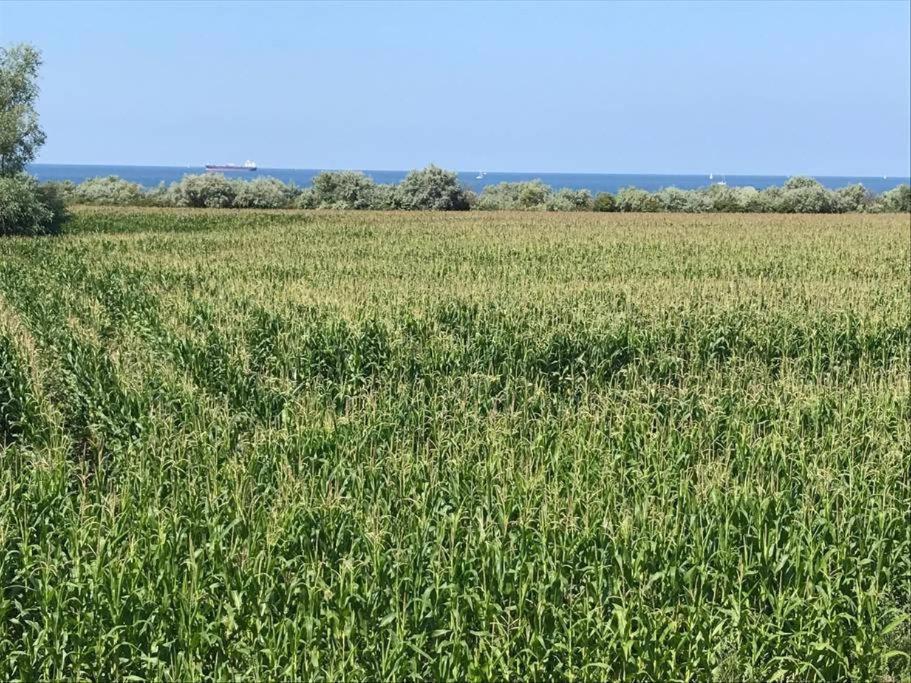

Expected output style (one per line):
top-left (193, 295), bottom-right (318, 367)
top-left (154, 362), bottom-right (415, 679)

top-left (28, 162), bottom-right (911, 180)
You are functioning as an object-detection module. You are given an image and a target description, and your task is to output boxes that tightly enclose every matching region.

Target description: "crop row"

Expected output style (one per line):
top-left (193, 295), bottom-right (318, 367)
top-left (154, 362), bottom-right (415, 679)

top-left (0, 209), bottom-right (908, 679)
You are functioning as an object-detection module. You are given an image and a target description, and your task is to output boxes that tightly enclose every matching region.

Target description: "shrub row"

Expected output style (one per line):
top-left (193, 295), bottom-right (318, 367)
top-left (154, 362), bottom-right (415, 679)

top-left (43, 168), bottom-right (911, 214)
top-left (50, 166), bottom-right (472, 212)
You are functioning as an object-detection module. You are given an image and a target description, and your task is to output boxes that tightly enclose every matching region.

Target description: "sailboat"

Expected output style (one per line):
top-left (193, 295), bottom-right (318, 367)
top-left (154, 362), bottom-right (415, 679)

top-left (476, 170), bottom-right (487, 179)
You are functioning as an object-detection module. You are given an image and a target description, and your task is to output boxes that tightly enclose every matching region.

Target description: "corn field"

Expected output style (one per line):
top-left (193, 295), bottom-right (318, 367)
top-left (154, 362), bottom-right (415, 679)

top-left (1, 207), bottom-right (909, 680)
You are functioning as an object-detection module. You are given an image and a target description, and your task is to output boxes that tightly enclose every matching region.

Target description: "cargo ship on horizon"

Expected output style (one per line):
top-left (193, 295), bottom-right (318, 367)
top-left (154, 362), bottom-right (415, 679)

top-left (205, 160), bottom-right (257, 172)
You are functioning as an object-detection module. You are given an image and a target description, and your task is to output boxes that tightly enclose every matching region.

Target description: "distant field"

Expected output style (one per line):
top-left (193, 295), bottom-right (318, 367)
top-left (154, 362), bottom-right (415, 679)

top-left (1, 207), bottom-right (909, 680)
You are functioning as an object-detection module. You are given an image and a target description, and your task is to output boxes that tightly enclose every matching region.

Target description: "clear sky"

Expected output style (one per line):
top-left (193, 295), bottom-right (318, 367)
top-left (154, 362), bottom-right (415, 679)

top-left (2, 0), bottom-right (909, 175)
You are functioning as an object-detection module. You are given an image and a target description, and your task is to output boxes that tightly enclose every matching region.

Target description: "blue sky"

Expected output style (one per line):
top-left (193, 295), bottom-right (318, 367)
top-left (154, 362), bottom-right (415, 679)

top-left (2, 0), bottom-right (909, 175)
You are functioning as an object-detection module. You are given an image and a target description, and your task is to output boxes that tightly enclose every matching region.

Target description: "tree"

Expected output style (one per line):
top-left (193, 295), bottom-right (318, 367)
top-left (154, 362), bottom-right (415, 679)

top-left (168, 173), bottom-right (239, 208)
top-left (516, 180), bottom-right (550, 209)
top-left (833, 184), bottom-right (872, 213)
top-left (655, 187), bottom-right (690, 212)
top-left (74, 175), bottom-right (145, 205)
top-left (615, 187), bottom-right (660, 212)
top-left (783, 176), bottom-right (823, 191)
top-left (233, 177), bottom-right (293, 208)
top-left (874, 184), bottom-right (911, 213)
top-left (309, 171), bottom-right (378, 209)
top-left (546, 188), bottom-right (593, 211)
top-left (592, 192), bottom-right (616, 212)
top-left (0, 44), bottom-right (46, 176)
top-left (476, 181), bottom-right (552, 210)
top-left (394, 165), bottom-right (471, 211)
top-left (0, 174), bottom-right (64, 235)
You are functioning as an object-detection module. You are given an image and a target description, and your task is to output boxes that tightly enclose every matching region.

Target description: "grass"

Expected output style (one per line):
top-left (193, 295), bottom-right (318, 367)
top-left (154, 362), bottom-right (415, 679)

top-left (1, 206), bottom-right (909, 680)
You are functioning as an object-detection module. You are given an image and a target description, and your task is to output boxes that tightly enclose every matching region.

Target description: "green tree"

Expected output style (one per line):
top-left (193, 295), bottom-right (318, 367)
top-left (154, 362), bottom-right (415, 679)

top-left (592, 192), bottom-right (616, 212)
top-left (395, 165), bottom-right (471, 211)
top-left (0, 44), bottom-right (46, 176)
top-left (168, 173), bottom-right (239, 208)
top-left (783, 176), bottom-right (823, 191)
top-left (309, 171), bottom-right (379, 209)
top-left (74, 175), bottom-right (145, 205)
top-left (615, 187), bottom-right (661, 212)
top-left (233, 177), bottom-right (294, 208)
top-left (874, 184), bottom-right (911, 212)
top-left (0, 174), bottom-right (64, 235)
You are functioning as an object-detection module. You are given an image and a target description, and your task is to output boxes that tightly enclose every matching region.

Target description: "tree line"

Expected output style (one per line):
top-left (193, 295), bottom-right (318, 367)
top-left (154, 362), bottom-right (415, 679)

top-left (47, 169), bottom-right (911, 214)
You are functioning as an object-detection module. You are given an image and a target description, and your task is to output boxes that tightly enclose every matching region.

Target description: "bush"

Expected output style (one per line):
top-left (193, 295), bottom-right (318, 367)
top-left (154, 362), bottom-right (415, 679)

top-left (704, 185), bottom-right (744, 213)
top-left (370, 184), bottom-right (398, 210)
top-left (233, 177), bottom-right (293, 209)
top-left (784, 176), bottom-right (824, 191)
top-left (477, 181), bottom-right (550, 210)
top-left (395, 165), bottom-right (471, 211)
top-left (779, 185), bottom-right (835, 213)
top-left (0, 173), bottom-right (66, 236)
top-left (833, 184), bottom-right (873, 213)
top-left (308, 171), bottom-right (379, 209)
top-left (40, 179), bottom-right (77, 203)
top-left (476, 182), bottom-right (520, 210)
top-left (546, 188), bottom-right (593, 212)
top-left (732, 186), bottom-right (763, 212)
top-left (616, 187), bottom-right (660, 212)
top-left (655, 187), bottom-right (690, 212)
top-left (592, 192), bottom-right (616, 212)
top-left (143, 182), bottom-right (172, 207)
top-left (73, 175), bottom-right (145, 205)
top-left (757, 186), bottom-right (785, 212)
top-left (33, 169), bottom-right (911, 214)
top-left (36, 182), bottom-right (68, 229)
top-left (168, 173), bottom-right (238, 208)
top-left (515, 181), bottom-right (550, 209)
top-left (874, 184), bottom-right (910, 212)
top-left (293, 188), bottom-right (317, 209)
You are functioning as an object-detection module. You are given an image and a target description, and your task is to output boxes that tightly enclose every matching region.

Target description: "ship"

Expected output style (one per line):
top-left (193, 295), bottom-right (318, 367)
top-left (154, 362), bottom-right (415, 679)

top-left (205, 160), bottom-right (257, 172)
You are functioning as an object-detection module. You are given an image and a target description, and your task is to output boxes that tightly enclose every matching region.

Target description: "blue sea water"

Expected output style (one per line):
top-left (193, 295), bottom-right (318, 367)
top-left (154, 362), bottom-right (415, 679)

top-left (28, 164), bottom-right (910, 195)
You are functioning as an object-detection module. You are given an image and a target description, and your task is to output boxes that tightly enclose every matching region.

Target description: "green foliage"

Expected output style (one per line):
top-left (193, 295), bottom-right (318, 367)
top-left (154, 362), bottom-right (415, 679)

top-left (616, 186), bottom-right (661, 212)
top-left (832, 184), bottom-right (873, 213)
top-left (874, 184), bottom-right (911, 213)
top-left (35, 181), bottom-right (68, 230)
top-left (43, 172), bottom-right (911, 214)
top-left (232, 176), bottom-right (294, 209)
top-left (0, 44), bottom-right (65, 236)
top-left (0, 173), bottom-right (66, 235)
top-left (476, 180), bottom-right (550, 210)
top-left (545, 187), bottom-right (593, 211)
top-left (144, 181), bottom-right (172, 207)
top-left (515, 179), bottom-right (550, 209)
top-left (293, 187), bottom-right (317, 209)
top-left (394, 164), bottom-right (471, 210)
top-left (731, 186), bottom-right (763, 212)
top-left (72, 175), bottom-right (145, 205)
top-left (309, 171), bottom-right (380, 209)
top-left (168, 173), bottom-right (239, 208)
top-left (592, 192), bottom-right (616, 212)
top-left (39, 179), bottom-right (77, 203)
top-left (779, 184), bottom-right (836, 213)
top-left (371, 183), bottom-right (398, 210)
top-left (0, 44), bottom-right (45, 176)
top-left (0, 207), bottom-right (908, 679)
top-left (655, 187), bottom-right (691, 212)
top-left (476, 182), bottom-right (521, 210)
top-left (784, 175), bottom-right (824, 190)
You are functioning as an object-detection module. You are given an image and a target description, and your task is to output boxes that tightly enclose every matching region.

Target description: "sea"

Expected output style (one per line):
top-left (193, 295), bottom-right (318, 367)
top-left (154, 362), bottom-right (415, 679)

top-left (28, 164), bottom-right (911, 195)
